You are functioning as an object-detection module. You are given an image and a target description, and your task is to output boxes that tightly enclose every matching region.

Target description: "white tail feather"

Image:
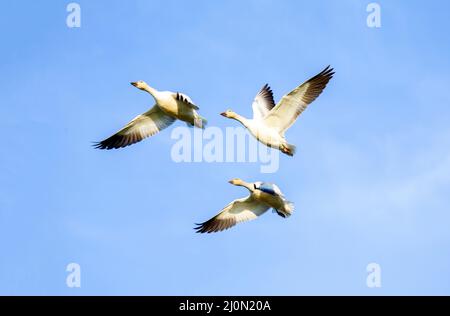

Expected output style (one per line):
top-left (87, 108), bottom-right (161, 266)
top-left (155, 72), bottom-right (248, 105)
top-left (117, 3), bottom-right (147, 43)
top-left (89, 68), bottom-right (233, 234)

top-left (275, 200), bottom-right (294, 218)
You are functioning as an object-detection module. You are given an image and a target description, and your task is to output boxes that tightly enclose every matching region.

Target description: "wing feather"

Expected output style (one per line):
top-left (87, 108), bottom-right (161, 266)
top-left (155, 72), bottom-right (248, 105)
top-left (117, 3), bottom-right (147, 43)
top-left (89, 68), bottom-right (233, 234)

top-left (195, 196), bottom-right (269, 234)
top-left (264, 66), bottom-right (334, 133)
top-left (94, 105), bottom-right (175, 150)
top-left (175, 92), bottom-right (199, 110)
top-left (252, 84), bottom-right (276, 120)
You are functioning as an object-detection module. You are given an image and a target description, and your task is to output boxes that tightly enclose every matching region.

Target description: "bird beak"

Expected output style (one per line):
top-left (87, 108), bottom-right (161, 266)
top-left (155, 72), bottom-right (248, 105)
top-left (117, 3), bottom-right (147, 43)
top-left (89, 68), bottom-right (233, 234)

top-left (130, 82), bottom-right (138, 87)
top-left (228, 180), bottom-right (233, 184)
top-left (220, 112), bottom-right (227, 117)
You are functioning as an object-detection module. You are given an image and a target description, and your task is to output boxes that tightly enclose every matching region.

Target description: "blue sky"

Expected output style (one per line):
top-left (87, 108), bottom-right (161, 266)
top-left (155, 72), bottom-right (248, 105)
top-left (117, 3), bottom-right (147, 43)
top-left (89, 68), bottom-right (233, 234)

top-left (1, 0), bottom-right (450, 295)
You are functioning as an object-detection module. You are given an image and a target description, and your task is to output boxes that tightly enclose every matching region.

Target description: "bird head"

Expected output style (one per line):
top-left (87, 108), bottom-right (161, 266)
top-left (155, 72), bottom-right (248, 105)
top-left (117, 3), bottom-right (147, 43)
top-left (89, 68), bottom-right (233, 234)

top-left (220, 109), bottom-right (236, 119)
top-left (130, 80), bottom-right (148, 91)
top-left (228, 178), bottom-right (244, 186)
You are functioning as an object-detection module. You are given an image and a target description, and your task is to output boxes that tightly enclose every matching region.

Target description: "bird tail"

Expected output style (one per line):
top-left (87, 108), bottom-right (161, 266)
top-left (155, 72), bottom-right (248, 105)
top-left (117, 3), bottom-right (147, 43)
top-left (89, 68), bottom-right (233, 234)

top-left (274, 200), bottom-right (294, 218)
top-left (281, 143), bottom-right (296, 156)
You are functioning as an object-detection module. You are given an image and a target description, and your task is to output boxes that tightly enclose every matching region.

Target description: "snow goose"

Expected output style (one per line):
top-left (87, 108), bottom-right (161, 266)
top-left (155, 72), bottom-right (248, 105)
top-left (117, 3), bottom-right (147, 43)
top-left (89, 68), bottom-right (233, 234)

top-left (94, 81), bottom-right (207, 150)
top-left (221, 66), bottom-right (334, 156)
top-left (195, 178), bottom-right (294, 234)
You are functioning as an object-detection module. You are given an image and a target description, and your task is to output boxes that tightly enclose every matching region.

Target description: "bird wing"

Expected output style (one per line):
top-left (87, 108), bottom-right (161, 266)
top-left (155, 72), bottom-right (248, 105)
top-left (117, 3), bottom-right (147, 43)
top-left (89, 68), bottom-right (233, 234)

top-left (263, 66), bottom-right (334, 133)
top-left (175, 92), bottom-right (199, 110)
top-left (195, 196), bottom-right (270, 233)
top-left (251, 84), bottom-right (276, 121)
top-left (256, 182), bottom-right (284, 197)
top-left (94, 105), bottom-right (176, 150)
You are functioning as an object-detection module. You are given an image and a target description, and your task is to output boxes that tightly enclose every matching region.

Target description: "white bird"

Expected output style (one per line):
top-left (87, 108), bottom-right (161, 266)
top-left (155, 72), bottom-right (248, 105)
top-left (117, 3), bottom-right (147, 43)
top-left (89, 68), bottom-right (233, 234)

top-left (195, 178), bottom-right (294, 234)
top-left (220, 66), bottom-right (334, 156)
top-left (94, 81), bottom-right (207, 150)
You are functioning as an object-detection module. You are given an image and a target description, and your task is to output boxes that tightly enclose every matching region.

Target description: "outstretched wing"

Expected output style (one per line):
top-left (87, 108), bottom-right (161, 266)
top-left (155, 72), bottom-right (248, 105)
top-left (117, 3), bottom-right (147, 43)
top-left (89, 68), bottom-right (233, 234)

top-left (175, 92), bottom-right (199, 110)
top-left (195, 196), bottom-right (270, 233)
top-left (264, 66), bottom-right (334, 133)
top-left (252, 84), bottom-right (276, 121)
top-left (94, 105), bottom-right (176, 150)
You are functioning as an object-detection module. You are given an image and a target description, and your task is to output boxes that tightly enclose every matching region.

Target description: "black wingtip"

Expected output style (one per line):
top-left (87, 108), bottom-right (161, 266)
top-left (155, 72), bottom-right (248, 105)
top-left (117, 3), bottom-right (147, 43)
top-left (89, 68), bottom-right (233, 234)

top-left (194, 220), bottom-right (215, 234)
top-left (92, 142), bottom-right (103, 149)
top-left (322, 65), bottom-right (335, 77)
top-left (194, 223), bottom-right (206, 234)
top-left (314, 66), bottom-right (335, 84)
top-left (92, 141), bottom-right (109, 150)
top-left (92, 134), bottom-right (135, 150)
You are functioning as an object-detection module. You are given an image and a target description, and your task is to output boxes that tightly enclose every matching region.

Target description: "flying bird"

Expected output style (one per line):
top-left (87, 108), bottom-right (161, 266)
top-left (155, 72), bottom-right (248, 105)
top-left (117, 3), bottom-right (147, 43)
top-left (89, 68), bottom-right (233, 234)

top-left (195, 178), bottom-right (294, 234)
top-left (94, 81), bottom-right (207, 150)
top-left (221, 66), bottom-right (334, 156)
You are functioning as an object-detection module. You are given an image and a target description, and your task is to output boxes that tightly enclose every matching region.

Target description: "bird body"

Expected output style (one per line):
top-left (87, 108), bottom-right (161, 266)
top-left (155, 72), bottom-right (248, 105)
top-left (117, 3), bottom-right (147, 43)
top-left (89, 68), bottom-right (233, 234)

top-left (152, 90), bottom-right (199, 123)
top-left (221, 66), bottom-right (334, 156)
top-left (94, 81), bottom-right (206, 150)
top-left (195, 179), bottom-right (294, 233)
top-left (252, 182), bottom-right (293, 217)
top-left (236, 117), bottom-right (288, 151)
